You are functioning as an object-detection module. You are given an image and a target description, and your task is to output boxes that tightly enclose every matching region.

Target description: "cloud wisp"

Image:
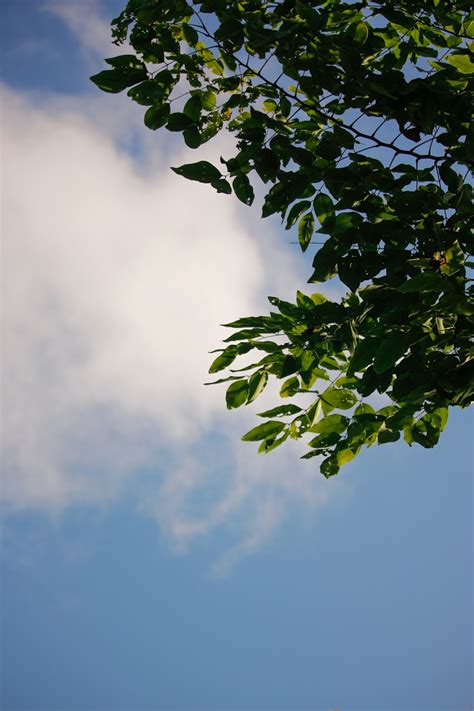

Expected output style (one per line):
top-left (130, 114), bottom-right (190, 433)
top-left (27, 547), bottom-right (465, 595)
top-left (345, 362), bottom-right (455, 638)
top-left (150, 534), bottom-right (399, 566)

top-left (43, 0), bottom-right (118, 60)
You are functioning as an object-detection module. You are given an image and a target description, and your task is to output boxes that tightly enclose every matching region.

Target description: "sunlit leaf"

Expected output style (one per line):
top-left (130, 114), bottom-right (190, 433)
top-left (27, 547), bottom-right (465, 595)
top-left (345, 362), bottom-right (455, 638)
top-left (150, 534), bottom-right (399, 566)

top-left (242, 421), bottom-right (286, 442)
top-left (298, 212), bottom-right (314, 252)
top-left (226, 379), bottom-right (248, 408)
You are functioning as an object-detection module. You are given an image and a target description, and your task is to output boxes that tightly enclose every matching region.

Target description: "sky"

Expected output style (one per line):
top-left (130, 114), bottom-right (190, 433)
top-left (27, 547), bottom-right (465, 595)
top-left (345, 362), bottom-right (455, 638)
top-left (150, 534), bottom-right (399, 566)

top-left (0, 2), bottom-right (472, 710)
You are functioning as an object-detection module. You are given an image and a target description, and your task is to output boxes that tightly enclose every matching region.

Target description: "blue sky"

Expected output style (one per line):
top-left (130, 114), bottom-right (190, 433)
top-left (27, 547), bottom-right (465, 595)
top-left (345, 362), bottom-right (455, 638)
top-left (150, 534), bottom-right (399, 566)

top-left (1, 2), bottom-right (472, 710)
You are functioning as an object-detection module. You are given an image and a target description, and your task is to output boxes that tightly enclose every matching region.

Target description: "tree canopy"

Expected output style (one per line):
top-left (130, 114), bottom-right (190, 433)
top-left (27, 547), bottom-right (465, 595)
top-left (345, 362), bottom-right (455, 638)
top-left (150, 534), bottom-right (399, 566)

top-left (92, 0), bottom-right (473, 477)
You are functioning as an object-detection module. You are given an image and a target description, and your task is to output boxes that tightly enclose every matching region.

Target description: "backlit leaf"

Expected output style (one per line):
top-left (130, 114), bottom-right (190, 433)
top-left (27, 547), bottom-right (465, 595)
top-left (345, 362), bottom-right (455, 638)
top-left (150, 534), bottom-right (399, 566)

top-left (313, 193), bottom-right (335, 226)
top-left (242, 421), bottom-right (286, 442)
top-left (226, 379), bottom-right (248, 408)
top-left (298, 212), bottom-right (315, 252)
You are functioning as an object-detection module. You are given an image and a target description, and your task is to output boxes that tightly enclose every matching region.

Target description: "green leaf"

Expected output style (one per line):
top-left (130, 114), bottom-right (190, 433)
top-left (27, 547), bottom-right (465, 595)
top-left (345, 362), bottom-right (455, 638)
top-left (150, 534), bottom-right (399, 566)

top-left (332, 211), bottom-right (362, 235)
top-left (441, 240), bottom-right (464, 276)
top-left (313, 193), bottom-right (335, 229)
top-left (128, 80), bottom-right (168, 106)
top-left (353, 22), bottom-right (369, 44)
top-left (298, 212), bottom-right (315, 252)
top-left (166, 113), bottom-right (196, 132)
top-left (172, 160), bottom-right (222, 184)
top-left (373, 333), bottom-right (408, 374)
top-left (438, 162), bottom-right (460, 192)
top-left (233, 173), bottom-right (255, 205)
top-left (311, 414), bottom-right (348, 435)
top-left (258, 404), bottom-right (303, 418)
top-left (296, 290), bottom-right (315, 309)
top-left (152, 70), bottom-right (174, 90)
top-left (308, 431), bottom-right (340, 449)
top-left (247, 371), bottom-right (268, 403)
top-left (320, 455), bottom-right (340, 478)
top-left (336, 448), bottom-right (358, 466)
top-left (200, 90), bottom-right (217, 110)
top-left (211, 178), bottom-right (232, 194)
top-left (400, 273), bottom-right (446, 292)
top-left (226, 380), bottom-right (248, 409)
top-left (258, 432), bottom-right (289, 453)
top-left (354, 403), bottom-right (375, 416)
top-left (90, 66), bottom-right (147, 93)
top-left (317, 134), bottom-right (341, 160)
top-left (309, 244), bottom-right (338, 282)
top-left (183, 127), bottom-right (202, 149)
top-left (204, 375), bottom-right (244, 386)
top-left (263, 99), bottom-right (277, 112)
top-left (182, 23), bottom-right (199, 46)
top-left (183, 95), bottom-right (202, 122)
top-left (338, 253), bottom-right (364, 292)
top-left (447, 53), bottom-right (474, 75)
top-left (306, 399), bottom-right (322, 427)
top-left (209, 348), bottom-right (237, 373)
top-left (348, 338), bottom-right (378, 374)
top-left (280, 376), bottom-right (300, 397)
top-left (322, 388), bottom-right (358, 410)
top-left (104, 55), bottom-right (146, 70)
top-left (286, 201), bottom-right (311, 230)
top-left (377, 429), bottom-right (401, 444)
top-left (403, 409), bottom-right (448, 448)
top-left (242, 421), bottom-right (286, 442)
top-left (144, 104), bottom-right (170, 130)
top-left (195, 41), bottom-right (224, 76)
top-left (386, 405), bottom-right (416, 430)
top-left (333, 127), bottom-right (356, 149)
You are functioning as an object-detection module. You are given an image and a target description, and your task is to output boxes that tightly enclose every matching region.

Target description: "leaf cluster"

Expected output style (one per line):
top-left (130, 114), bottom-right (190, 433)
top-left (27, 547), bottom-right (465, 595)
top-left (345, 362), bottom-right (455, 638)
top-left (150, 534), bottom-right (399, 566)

top-left (92, 0), bottom-right (474, 476)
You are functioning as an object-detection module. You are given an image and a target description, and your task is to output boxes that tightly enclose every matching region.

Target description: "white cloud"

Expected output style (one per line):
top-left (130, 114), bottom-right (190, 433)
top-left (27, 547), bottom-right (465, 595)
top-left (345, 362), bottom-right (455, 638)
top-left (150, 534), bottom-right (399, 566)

top-left (1, 83), bottom-right (339, 565)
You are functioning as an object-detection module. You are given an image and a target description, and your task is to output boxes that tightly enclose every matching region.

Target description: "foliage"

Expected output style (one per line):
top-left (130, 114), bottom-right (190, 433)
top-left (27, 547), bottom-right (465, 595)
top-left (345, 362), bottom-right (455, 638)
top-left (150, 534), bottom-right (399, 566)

top-left (92, 0), bottom-right (474, 477)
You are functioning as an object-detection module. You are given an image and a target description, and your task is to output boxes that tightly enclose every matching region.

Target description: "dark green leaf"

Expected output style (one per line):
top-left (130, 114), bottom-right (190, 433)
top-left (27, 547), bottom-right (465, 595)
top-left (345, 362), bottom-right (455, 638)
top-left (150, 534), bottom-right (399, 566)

top-left (211, 178), bottom-right (232, 194)
top-left (258, 404), bottom-right (303, 418)
top-left (400, 273), bottom-right (446, 293)
top-left (320, 455), bottom-right (340, 478)
top-left (182, 23), bottom-right (199, 46)
top-left (377, 429), bottom-right (401, 444)
top-left (183, 127), bottom-right (202, 148)
top-left (183, 95), bottom-right (202, 122)
top-left (166, 113), bottom-right (196, 132)
top-left (308, 431), bottom-right (341, 449)
top-left (172, 160), bottom-right (222, 184)
top-left (374, 333), bottom-right (408, 374)
top-left (348, 338), bottom-right (378, 374)
top-left (90, 66), bottom-right (147, 93)
top-left (233, 173), bottom-right (255, 205)
top-left (144, 104), bottom-right (170, 130)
